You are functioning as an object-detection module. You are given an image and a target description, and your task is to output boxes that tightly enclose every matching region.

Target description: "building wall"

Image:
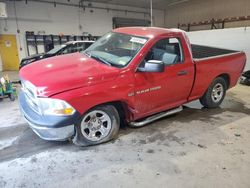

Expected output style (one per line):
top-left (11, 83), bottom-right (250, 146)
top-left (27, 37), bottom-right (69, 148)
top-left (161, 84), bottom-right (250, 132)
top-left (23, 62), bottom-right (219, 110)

top-left (0, 54), bottom-right (2, 71)
top-left (187, 27), bottom-right (250, 71)
top-left (165, 0), bottom-right (250, 30)
top-left (164, 0), bottom-right (250, 71)
top-left (0, 1), bottom-right (164, 60)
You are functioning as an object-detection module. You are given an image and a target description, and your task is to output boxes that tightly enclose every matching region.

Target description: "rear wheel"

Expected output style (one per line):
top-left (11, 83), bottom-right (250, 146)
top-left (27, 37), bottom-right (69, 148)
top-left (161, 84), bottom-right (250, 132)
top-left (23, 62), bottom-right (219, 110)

top-left (73, 105), bottom-right (120, 146)
top-left (200, 77), bottom-right (227, 108)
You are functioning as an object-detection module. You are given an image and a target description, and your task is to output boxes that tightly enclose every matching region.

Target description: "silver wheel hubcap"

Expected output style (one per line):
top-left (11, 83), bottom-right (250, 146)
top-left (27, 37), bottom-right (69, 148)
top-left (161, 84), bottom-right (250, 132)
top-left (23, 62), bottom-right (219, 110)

top-left (211, 83), bottom-right (224, 103)
top-left (81, 110), bottom-right (112, 142)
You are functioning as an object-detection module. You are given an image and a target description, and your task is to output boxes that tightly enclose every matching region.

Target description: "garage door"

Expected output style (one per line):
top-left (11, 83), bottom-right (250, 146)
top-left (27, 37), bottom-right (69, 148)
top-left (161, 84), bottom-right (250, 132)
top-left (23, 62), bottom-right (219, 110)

top-left (113, 17), bottom-right (150, 28)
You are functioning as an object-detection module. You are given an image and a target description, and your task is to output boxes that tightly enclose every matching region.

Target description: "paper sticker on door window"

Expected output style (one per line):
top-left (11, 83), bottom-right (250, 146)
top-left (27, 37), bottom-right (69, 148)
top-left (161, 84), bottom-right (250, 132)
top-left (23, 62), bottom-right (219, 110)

top-left (5, 41), bottom-right (11, 48)
top-left (130, 37), bottom-right (147, 44)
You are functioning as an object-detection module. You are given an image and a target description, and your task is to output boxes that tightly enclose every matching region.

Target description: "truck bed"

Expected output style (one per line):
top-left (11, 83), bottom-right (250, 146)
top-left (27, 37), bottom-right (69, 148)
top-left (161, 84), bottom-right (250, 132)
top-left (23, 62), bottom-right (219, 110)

top-left (191, 44), bottom-right (238, 59)
top-left (189, 49), bottom-right (246, 102)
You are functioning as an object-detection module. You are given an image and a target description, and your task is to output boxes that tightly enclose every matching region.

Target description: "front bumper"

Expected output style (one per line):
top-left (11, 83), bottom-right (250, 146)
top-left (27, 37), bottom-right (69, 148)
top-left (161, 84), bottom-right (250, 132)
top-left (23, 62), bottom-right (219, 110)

top-left (24, 117), bottom-right (75, 141)
top-left (19, 91), bottom-right (81, 141)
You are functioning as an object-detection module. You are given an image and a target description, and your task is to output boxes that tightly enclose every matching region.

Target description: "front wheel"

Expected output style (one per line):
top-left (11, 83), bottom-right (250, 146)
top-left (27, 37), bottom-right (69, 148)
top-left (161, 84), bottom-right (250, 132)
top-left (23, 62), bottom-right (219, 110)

top-left (9, 93), bottom-right (15, 101)
top-left (200, 77), bottom-right (227, 108)
top-left (73, 105), bottom-right (120, 146)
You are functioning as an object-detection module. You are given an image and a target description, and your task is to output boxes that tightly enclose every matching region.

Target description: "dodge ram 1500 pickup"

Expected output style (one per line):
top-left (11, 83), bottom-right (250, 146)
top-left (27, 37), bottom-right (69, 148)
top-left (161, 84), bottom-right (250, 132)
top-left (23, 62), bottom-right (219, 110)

top-left (19, 27), bottom-right (246, 146)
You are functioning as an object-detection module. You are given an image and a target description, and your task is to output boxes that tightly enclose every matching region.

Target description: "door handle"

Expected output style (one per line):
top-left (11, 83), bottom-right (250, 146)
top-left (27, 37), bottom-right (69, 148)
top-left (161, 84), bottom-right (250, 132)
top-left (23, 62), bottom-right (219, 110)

top-left (177, 70), bottom-right (188, 76)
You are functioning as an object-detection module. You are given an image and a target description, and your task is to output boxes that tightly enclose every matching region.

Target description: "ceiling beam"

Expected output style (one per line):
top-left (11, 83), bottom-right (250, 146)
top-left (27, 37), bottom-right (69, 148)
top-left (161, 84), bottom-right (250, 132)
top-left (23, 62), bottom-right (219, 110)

top-left (21, 0), bottom-right (152, 15)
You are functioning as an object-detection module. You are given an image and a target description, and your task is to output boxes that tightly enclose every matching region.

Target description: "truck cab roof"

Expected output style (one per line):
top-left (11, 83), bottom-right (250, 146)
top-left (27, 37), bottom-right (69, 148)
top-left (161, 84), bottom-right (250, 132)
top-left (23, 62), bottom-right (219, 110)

top-left (113, 27), bottom-right (186, 38)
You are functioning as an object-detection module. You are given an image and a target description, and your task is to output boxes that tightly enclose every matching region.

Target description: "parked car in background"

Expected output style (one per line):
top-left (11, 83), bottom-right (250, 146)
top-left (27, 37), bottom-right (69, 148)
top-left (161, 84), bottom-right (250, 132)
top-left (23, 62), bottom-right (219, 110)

top-left (19, 40), bottom-right (94, 69)
top-left (19, 27), bottom-right (246, 146)
top-left (240, 70), bottom-right (250, 86)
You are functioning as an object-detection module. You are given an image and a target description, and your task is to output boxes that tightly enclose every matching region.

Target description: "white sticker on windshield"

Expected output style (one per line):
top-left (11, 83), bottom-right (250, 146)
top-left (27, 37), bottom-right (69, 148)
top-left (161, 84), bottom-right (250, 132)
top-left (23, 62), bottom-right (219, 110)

top-left (130, 37), bottom-right (147, 44)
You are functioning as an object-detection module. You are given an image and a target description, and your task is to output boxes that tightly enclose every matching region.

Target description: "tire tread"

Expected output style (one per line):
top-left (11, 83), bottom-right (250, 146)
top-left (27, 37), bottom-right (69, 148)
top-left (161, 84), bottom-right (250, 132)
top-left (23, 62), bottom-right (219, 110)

top-left (200, 77), bottom-right (227, 108)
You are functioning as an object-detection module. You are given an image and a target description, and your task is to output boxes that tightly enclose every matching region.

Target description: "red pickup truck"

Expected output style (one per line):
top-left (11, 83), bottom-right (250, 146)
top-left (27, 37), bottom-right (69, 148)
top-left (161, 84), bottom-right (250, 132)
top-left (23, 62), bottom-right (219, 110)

top-left (19, 27), bottom-right (246, 146)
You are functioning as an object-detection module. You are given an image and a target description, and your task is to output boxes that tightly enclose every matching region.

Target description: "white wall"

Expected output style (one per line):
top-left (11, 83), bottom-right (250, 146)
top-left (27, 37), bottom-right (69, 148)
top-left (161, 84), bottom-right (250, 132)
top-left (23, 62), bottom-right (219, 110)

top-left (165, 0), bottom-right (250, 30)
top-left (187, 27), bottom-right (250, 71)
top-left (0, 1), bottom-right (164, 60)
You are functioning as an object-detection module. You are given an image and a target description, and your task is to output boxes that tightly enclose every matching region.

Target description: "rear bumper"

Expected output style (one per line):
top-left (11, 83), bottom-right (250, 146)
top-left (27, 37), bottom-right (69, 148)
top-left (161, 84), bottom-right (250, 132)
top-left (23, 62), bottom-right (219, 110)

top-left (19, 91), bottom-right (81, 141)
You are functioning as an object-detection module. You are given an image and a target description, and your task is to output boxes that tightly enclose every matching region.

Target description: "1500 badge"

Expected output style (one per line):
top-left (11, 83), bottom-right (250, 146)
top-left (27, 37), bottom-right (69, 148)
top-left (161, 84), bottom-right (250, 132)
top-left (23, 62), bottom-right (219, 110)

top-left (128, 86), bottom-right (161, 97)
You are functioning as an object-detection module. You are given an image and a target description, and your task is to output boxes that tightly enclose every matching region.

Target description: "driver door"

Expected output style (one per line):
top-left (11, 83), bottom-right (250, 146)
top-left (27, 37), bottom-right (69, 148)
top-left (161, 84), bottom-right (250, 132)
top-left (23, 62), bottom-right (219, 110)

top-left (134, 37), bottom-right (194, 119)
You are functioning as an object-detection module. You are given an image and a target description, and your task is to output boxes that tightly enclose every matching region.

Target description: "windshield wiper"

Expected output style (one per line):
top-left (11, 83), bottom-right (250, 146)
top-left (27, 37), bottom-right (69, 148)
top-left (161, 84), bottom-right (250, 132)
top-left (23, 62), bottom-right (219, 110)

top-left (84, 51), bottom-right (111, 66)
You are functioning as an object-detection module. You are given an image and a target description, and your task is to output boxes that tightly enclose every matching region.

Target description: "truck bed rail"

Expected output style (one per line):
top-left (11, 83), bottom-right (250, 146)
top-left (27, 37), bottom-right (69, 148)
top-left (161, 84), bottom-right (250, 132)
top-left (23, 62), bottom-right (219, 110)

top-left (191, 44), bottom-right (238, 59)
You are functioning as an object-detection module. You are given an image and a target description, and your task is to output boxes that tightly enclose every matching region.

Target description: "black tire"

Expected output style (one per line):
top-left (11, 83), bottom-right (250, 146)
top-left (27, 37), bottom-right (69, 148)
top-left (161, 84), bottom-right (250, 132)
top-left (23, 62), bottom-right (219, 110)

top-left (9, 93), bottom-right (15, 101)
top-left (73, 105), bottom-right (120, 146)
top-left (199, 77), bottom-right (227, 108)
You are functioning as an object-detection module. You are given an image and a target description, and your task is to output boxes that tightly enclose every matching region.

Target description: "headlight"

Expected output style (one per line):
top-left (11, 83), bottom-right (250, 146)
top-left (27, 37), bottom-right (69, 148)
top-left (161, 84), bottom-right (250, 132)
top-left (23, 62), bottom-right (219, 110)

top-left (38, 98), bottom-right (75, 116)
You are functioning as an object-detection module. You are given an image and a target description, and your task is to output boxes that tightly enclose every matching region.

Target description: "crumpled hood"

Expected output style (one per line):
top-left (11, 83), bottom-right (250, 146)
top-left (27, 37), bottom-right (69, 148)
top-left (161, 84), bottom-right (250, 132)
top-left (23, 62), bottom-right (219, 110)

top-left (19, 53), bottom-right (120, 97)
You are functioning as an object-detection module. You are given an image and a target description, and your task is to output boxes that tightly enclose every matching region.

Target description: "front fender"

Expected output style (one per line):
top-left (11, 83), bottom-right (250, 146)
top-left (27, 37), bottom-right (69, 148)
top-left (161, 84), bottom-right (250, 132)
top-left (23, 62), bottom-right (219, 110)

top-left (52, 71), bottom-right (135, 116)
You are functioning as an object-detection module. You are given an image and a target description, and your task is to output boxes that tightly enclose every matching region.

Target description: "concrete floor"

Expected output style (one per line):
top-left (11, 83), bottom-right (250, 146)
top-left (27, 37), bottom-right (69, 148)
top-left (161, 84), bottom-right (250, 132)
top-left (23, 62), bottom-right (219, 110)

top-left (0, 72), bottom-right (250, 188)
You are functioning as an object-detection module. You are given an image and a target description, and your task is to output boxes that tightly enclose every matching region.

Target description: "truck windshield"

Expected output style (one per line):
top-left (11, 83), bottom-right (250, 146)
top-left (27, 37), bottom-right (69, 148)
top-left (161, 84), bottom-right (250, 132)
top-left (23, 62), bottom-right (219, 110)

top-left (84, 32), bottom-right (148, 68)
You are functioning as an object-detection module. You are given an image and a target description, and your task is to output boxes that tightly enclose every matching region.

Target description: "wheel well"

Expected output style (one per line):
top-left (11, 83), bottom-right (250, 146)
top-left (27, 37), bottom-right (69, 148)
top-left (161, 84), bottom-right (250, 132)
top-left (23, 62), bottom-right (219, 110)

top-left (99, 101), bottom-right (129, 128)
top-left (217, 74), bottom-right (230, 89)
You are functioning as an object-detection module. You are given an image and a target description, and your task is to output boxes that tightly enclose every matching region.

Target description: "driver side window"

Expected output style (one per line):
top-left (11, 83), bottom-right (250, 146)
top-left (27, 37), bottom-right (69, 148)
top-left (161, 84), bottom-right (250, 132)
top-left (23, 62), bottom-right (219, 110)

top-left (145, 37), bottom-right (183, 66)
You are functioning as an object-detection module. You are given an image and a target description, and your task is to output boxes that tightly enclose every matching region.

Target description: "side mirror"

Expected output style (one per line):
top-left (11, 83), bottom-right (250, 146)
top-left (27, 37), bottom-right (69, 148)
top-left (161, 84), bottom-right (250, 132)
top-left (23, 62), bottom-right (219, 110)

top-left (137, 60), bottom-right (164, 73)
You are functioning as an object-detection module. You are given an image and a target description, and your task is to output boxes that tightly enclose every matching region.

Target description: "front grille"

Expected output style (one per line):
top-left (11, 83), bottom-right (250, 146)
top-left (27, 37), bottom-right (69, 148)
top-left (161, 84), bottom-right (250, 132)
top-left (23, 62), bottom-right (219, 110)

top-left (21, 80), bottom-right (41, 114)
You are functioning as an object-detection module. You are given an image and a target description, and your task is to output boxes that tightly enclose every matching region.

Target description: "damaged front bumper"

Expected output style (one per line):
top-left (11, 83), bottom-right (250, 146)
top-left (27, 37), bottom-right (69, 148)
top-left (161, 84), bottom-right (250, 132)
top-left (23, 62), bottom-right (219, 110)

top-left (19, 91), bottom-right (81, 141)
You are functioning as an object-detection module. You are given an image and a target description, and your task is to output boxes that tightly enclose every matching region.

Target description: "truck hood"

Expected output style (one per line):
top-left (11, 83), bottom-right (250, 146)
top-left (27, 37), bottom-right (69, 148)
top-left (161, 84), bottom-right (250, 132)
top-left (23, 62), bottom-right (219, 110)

top-left (19, 53), bottom-right (120, 97)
